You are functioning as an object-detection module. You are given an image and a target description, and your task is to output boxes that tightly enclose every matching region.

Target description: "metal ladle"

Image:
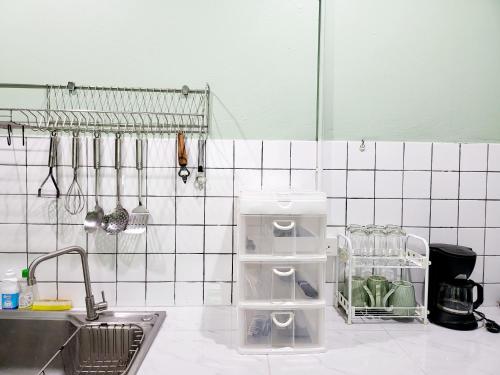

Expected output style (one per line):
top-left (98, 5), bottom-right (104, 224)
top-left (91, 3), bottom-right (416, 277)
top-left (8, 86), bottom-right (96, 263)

top-left (101, 134), bottom-right (129, 235)
top-left (84, 134), bottom-right (104, 233)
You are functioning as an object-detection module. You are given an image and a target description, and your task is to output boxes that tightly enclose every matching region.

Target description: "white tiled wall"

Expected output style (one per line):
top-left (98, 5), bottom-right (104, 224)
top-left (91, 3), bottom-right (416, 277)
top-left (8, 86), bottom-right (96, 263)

top-left (0, 136), bottom-right (317, 307)
top-left (322, 140), bottom-right (500, 306)
top-left (0, 137), bottom-right (498, 306)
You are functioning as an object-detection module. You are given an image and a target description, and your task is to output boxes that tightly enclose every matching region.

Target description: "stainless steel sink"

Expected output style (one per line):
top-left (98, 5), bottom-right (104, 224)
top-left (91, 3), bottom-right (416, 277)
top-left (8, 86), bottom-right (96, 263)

top-left (0, 310), bottom-right (165, 375)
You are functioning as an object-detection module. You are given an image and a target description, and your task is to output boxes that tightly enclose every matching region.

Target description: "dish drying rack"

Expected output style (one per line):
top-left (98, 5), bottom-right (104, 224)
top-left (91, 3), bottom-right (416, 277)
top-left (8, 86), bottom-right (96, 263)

top-left (0, 82), bottom-right (209, 136)
top-left (335, 233), bottom-right (430, 324)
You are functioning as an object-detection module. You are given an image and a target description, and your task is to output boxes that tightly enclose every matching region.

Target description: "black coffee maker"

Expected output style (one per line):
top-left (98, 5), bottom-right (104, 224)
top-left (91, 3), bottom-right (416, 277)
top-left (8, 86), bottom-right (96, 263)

top-left (428, 243), bottom-right (483, 330)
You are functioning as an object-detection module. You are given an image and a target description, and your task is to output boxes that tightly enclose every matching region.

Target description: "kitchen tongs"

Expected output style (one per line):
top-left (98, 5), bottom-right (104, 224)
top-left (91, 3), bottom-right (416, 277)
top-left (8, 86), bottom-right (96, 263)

top-left (37, 132), bottom-right (60, 198)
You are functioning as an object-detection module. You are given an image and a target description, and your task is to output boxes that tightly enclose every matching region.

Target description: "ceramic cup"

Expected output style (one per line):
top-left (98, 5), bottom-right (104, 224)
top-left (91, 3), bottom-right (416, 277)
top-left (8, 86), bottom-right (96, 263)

top-left (384, 280), bottom-right (416, 316)
top-left (365, 275), bottom-right (391, 307)
top-left (350, 276), bottom-right (373, 307)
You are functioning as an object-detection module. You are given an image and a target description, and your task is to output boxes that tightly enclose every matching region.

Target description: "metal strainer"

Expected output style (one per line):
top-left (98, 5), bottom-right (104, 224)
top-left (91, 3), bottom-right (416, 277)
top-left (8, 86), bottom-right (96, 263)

top-left (102, 134), bottom-right (129, 234)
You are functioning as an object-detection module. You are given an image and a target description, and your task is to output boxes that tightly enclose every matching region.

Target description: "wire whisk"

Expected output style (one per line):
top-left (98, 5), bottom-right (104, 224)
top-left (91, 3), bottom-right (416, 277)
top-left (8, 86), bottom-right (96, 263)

top-left (64, 133), bottom-right (85, 215)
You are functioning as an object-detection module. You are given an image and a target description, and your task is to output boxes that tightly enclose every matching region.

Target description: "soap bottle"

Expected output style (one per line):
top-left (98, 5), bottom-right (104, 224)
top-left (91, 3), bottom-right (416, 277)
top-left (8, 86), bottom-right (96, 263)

top-left (1, 269), bottom-right (20, 309)
top-left (19, 268), bottom-right (34, 310)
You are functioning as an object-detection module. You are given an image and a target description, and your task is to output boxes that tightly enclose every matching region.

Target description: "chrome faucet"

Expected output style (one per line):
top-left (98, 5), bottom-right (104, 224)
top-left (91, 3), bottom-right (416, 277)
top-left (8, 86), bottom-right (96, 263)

top-left (28, 246), bottom-right (108, 321)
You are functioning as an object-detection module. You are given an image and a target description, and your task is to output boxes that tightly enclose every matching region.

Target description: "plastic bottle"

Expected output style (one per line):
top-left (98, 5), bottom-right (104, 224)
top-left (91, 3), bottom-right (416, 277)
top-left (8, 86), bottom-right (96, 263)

top-left (1, 269), bottom-right (20, 309)
top-left (19, 268), bottom-right (34, 309)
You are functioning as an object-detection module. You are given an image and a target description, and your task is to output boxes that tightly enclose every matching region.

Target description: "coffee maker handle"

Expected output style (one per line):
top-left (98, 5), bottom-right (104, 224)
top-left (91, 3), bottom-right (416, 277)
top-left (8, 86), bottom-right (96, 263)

top-left (473, 282), bottom-right (484, 310)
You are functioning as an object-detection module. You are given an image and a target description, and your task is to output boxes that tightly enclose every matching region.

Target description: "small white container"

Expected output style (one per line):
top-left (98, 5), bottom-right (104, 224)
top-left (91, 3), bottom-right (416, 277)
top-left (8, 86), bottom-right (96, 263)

top-left (1, 269), bottom-right (20, 310)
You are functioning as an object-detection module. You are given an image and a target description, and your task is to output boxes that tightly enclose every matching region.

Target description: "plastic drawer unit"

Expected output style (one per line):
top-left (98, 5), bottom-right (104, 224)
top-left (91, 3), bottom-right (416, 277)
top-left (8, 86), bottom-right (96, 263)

top-left (237, 192), bottom-right (327, 354)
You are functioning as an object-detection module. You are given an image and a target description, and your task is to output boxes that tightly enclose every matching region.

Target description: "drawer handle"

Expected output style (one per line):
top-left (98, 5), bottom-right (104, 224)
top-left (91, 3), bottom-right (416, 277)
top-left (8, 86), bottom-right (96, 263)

top-left (272, 267), bottom-right (295, 277)
top-left (271, 312), bottom-right (294, 328)
top-left (273, 220), bottom-right (295, 231)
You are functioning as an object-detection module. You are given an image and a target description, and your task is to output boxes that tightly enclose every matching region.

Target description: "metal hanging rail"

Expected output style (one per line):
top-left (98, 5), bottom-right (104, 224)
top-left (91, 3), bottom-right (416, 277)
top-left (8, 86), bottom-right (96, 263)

top-left (0, 82), bottom-right (210, 136)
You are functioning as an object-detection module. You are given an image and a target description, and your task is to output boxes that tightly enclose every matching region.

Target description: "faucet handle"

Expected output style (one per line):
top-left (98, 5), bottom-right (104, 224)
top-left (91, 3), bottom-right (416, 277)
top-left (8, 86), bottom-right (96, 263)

top-left (95, 290), bottom-right (108, 312)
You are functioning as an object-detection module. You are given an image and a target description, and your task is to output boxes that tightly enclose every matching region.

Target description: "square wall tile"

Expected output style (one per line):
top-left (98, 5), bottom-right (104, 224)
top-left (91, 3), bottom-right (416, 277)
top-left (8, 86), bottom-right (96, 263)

top-left (0, 137), bottom-right (26, 165)
top-left (205, 169), bottom-right (233, 196)
top-left (431, 200), bottom-right (458, 227)
top-left (347, 141), bottom-right (375, 169)
top-left (176, 197), bottom-right (204, 225)
top-left (460, 144), bottom-right (488, 171)
top-left (58, 224), bottom-right (86, 249)
top-left (376, 142), bottom-right (403, 170)
top-left (117, 253), bottom-right (145, 282)
top-left (146, 282), bottom-right (174, 306)
top-left (263, 140), bottom-right (290, 169)
top-left (375, 199), bottom-right (402, 226)
top-left (206, 140), bottom-right (233, 168)
top-left (176, 226), bottom-right (204, 253)
top-left (176, 170), bottom-right (203, 196)
top-left (460, 172), bottom-right (487, 199)
top-left (0, 195), bottom-right (26, 223)
top-left (205, 254), bottom-right (232, 281)
top-left (0, 253), bottom-right (26, 278)
top-left (346, 199), bottom-right (374, 225)
top-left (322, 170), bottom-right (346, 198)
top-left (486, 201), bottom-right (500, 227)
top-left (432, 143), bottom-right (459, 171)
top-left (58, 282), bottom-right (86, 307)
top-left (291, 170), bottom-right (317, 191)
top-left (88, 230), bottom-right (116, 254)
top-left (176, 254), bottom-right (203, 281)
top-left (262, 169), bottom-right (290, 191)
top-left (234, 169), bottom-right (261, 194)
top-left (458, 200), bottom-right (485, 228)
top-left (403, 227), bottom-right (430, 242)
top-left (322, 141), bottom-right (347, 169)
top-left (148, 197), bottom-right (175, 224)
top-left (0, 224), bottom-right (26, 252)
top-left (488, 144), bottom-right (500, 171)
top-left (118, 232), bottom-right (146, 253)
top-left (458, 228), bottom-right (485, 254)
top-left (375, 171), bottom-right (402, 198)
top-left (487, 173), bottom-right (500, 199)
top-left (403, 171), bottom-right (431, 198)
top-left (291, 141), bottom-right (316, 169)
top-left (470, 256), bottom-right (484, 283)
top-left (28, 224), bottom-right (57, 253)
top-left (484, 256), bottom-right (500, 283)
top-left (327, 198), bottom-right (346, 226)
top-left (175, 282), bottom-right (203, 305)
top-left (58, 253), bottom-right (86, 282)
top-left (147, 254), bottom-right (175, 281)
top-left (147, 226), bottom-right (175, 253)
top-left (347, 171), bottom-right (374, 198)
top-left (147, 168), bottom-right (176, 196)
top-left (205, 226), bottom-right (233, 253)
top-left (483, 284), bottom-right (500, 306)
top-left (36, 283), bottom-right (57, 300)
top-left (403, 199), bottom-right (430, 227)
top-left (485, 229), bottom-right (500, 255)
top-left (404, 142), bottom-right (432, 170)
top-left (0, 165), bottom-right (26, 194)
top-left (146, 137), bottom-right (176, 168)
top-left (26, 195), bottom-right (56, 224)
top-left (204, 282), bottom-right (232, 305)
top-left (431, 172), bottom-right (459, 199)
top-left (234, 140), bottom-right (262, 169)
top-left (205, 197), bottom-right (233, 225)
top-left (430, 228), bottom-right (458, 244)
top-left (116, 282), bottom-right (145, 307)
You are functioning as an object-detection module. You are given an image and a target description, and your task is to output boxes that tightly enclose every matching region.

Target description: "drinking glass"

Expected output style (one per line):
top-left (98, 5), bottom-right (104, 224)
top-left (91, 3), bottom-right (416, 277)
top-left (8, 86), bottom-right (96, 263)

top-left (347, 224), bottom-right (368, 256)
top-left (386, 225), bottom-right (406, 257)
top-left (366, 225), bottom-right (386, 257)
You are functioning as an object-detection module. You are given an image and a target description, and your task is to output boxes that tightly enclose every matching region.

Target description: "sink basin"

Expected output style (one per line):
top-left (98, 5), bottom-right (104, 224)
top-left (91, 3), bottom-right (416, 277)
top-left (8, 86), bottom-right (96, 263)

top-left (0, 310), bottom-right (165, 375)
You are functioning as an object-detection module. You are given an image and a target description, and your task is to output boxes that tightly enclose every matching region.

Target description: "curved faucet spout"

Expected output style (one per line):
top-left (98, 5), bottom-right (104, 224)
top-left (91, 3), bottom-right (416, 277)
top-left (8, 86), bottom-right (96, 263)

top-left (28, 246), bottom-right (107, 321)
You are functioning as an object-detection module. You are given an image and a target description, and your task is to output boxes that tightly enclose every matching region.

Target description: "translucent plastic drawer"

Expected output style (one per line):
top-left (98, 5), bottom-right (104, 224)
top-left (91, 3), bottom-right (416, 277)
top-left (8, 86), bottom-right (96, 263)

top-left (239, 215), bottom-right (326, 256)
top-left (239, 261), bottom-right (324, 303)
top-left (239, 306), bottom-right (324, 353)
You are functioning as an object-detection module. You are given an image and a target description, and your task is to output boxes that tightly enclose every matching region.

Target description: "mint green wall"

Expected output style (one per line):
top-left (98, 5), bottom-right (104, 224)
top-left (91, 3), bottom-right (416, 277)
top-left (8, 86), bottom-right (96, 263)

top-left (322, 0), bottom-right (500, 142)
top-left (0, 0), bottom-right (319, 141)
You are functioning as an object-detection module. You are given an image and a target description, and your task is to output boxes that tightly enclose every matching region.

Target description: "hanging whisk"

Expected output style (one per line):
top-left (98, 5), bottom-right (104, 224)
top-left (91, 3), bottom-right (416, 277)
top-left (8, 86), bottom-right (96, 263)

top-left (64, 133), bottom-right (85, 215)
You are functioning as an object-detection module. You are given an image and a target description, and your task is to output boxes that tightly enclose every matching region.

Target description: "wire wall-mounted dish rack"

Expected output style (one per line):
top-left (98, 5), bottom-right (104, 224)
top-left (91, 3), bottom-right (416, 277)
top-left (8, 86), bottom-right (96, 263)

top-left (0, 82), bottom-right (210, 136)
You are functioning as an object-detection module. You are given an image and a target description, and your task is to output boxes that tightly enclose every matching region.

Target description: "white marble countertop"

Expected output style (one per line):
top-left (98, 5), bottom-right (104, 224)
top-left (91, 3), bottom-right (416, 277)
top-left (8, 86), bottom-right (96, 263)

top-left (136, 306), bottom-right (500, 375)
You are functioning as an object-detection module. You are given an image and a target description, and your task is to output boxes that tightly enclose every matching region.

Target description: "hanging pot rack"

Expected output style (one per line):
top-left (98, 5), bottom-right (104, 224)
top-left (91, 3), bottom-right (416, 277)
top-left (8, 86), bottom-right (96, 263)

top-left (0, 82), bottom-right (210, 137)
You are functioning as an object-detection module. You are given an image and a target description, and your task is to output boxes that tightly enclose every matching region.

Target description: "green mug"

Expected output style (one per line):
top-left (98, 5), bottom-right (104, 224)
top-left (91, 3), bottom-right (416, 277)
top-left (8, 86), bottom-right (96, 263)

top-left (365, 275), bottom-right (391, 307)
top-left (350, 276), bottom-right (374, 307)
top-left (384, 280), bottom-right (416, 316)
